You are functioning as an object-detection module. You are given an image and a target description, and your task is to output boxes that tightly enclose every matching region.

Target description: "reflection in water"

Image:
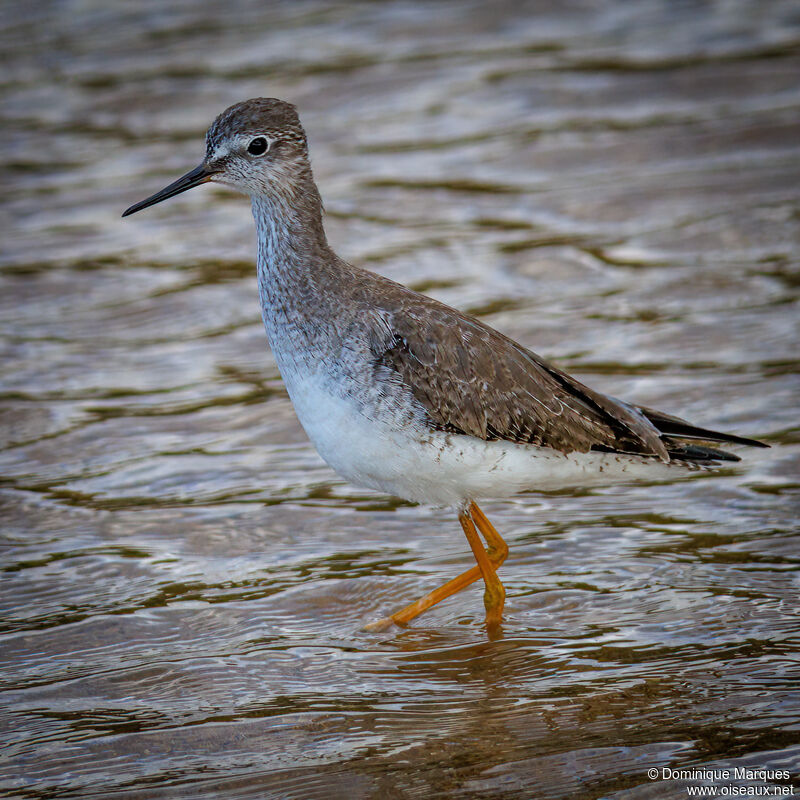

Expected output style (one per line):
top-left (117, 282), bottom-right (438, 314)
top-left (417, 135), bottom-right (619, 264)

top-left (1, 0), bottom-right (799, 797)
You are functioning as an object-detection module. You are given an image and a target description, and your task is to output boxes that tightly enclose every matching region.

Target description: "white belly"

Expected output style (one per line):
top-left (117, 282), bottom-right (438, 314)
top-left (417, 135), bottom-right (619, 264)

top-left (281, 370), bottom-right (693, 508)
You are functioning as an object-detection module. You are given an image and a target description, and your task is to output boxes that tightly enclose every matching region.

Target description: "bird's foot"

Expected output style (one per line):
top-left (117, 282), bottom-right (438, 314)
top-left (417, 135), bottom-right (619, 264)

top-left (362, 615), bottom-right (401, 633)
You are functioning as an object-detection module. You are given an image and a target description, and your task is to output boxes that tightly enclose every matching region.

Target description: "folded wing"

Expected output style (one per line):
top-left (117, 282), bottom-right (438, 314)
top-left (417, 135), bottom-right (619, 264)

top-left (369, 296), bottom-right (766, 464)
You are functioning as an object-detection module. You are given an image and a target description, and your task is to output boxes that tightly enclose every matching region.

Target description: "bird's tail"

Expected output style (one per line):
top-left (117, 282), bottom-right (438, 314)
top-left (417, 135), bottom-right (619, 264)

top-left (636, 405), bottom-right (769, 464)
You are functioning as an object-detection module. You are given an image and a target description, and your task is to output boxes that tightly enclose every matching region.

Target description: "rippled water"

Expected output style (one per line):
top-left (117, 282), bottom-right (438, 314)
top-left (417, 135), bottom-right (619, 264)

top-left (1, 1), bottom-right (799, 797)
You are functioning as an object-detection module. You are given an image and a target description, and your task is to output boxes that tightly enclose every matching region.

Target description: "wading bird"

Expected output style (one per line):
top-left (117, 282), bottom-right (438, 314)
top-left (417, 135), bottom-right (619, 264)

top-left (124, 98), bottom-right (767, 632)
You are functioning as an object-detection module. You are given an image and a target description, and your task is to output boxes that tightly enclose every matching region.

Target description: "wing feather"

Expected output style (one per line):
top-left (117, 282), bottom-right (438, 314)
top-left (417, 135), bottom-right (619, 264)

top-left (369, 299), bottom-right (669, 460)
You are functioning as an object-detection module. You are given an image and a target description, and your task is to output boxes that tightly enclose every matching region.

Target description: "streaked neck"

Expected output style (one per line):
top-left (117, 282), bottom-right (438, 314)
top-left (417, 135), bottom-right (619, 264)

top-left (250, 169), bottom-right (328, 274)
top-left (250, 179), bottom-right (332, 345)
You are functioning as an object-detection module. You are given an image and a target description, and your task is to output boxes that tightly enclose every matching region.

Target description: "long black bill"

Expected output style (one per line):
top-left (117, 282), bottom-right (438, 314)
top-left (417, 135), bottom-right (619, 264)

top-left (122, 164), bottom-right (214, 217)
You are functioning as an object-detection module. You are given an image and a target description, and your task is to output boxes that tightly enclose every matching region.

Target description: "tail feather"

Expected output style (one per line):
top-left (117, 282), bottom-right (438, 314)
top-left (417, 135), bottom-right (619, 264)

top-left (666, 443), bottom-right (741, 463)
top-left (637, 405), bottom-right (769, 450)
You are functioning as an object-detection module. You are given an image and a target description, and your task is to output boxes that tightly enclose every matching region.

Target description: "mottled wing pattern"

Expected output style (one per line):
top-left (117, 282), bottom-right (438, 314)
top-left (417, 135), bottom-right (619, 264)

top-left (368, 293), bottom-right (669, 460)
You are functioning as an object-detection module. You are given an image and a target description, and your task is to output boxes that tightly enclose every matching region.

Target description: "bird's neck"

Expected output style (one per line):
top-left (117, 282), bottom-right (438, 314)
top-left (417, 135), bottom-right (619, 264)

top-left (251, 175), bottom-right (330, 284)
top-left (250, 177), bottom-right (335, 349)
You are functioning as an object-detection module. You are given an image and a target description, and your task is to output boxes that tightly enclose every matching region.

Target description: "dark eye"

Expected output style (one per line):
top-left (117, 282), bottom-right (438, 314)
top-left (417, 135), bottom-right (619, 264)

top-left (247, 137), bottom-right (269, 156)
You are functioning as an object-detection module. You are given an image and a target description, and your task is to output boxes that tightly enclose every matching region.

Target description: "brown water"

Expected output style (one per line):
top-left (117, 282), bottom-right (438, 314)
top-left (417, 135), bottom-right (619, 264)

top-left (1, 1), bottom-right (799, 798)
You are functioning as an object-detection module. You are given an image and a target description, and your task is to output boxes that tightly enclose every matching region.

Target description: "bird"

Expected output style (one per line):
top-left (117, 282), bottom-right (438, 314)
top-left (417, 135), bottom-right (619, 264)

top-left (123, 98), bottom-right (768, 633)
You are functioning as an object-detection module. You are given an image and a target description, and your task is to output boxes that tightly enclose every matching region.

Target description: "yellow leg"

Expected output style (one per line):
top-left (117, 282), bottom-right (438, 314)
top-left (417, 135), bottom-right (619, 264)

top-left (469, 501), bottom-right (508, 565)
top-left (459, 510), bottom-right (505, 628)
top-left (363, 502), bottom-right (508, 631)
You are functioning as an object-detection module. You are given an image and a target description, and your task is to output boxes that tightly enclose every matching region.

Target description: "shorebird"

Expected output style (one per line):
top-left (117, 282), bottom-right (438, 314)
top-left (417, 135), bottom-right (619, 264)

top-left (123, 98), bottom-right (768, 632)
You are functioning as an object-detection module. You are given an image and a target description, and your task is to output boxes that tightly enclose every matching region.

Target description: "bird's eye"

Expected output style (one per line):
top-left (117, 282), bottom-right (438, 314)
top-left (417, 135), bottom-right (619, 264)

top-left (247, 137), bottom-right (269, 156)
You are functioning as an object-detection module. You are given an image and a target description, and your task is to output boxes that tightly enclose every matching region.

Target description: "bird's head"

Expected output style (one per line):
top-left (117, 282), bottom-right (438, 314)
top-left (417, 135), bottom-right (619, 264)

top-left (123, 98), bottom-right (311, 217)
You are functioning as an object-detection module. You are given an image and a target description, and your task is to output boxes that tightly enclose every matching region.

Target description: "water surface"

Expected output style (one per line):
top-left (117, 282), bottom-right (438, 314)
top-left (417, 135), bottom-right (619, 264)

top-left (1, 1), bottom-right (799, 798)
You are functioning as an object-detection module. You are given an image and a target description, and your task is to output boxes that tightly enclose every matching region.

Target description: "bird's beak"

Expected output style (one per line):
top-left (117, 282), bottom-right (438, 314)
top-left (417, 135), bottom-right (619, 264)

top-left (122, 163), bottom-right (215, 217)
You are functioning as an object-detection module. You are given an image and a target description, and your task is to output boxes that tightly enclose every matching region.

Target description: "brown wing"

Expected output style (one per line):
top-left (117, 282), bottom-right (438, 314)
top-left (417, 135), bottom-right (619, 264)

top-left (369, 298), bottom-right (669, 461)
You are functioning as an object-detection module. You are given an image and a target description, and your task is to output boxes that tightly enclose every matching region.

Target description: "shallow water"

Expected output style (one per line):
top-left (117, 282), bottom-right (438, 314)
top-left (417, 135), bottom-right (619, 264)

top-left (1, 1), bottom-right (799, 797)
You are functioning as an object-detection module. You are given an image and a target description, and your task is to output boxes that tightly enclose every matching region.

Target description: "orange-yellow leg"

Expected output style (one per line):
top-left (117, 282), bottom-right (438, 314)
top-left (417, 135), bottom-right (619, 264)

top-left (363, 502), bottom-right (508, 631)
top-left (469, 501), bottom-right (508, 565)
top-left (460, 510), bottom-right (505, 628)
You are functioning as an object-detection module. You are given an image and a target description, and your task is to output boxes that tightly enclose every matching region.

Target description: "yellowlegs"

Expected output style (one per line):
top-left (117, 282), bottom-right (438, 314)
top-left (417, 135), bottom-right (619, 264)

top-left (123, 98), bottom-right (768, 632)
